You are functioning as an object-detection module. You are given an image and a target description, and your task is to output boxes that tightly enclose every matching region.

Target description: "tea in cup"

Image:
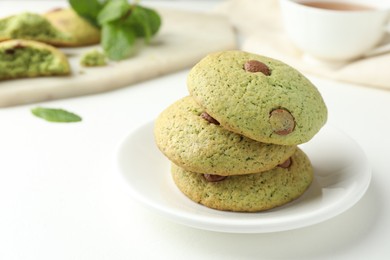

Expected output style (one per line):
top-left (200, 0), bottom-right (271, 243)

top-left (279, 0), bottom-right (390, 62)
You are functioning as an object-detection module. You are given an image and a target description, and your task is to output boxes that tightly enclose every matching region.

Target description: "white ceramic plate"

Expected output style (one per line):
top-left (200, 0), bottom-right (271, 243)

top-left (116, 121), bottom-right (371, 233)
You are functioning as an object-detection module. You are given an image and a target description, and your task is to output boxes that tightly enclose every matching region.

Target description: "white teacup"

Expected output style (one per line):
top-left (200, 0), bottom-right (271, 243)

top-left (279, 0), bottom-right (390, 62)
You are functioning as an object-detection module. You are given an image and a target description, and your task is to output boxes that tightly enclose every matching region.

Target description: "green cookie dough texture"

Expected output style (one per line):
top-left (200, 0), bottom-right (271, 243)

top-left (0, 9), bottom-right (100, 47)
top-left (0, 12), bottom-right (73, 46)
top-left (171, 148), bottom-right (313, 212)
top-left (0, 39), bottom-right (70, 80)
top-left (187, 50), bottom-right (328, 145)
top-left (154, 96), bottom-right (296, 175)
top-left (80, 49), bottom-right (107, 67)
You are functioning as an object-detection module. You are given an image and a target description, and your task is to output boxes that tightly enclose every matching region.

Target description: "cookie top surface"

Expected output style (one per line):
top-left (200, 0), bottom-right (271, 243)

top-left (187, 50), bottom-right (328, 145)
top-left (44, 8), bottom-right (101, 47)
top-left (154, 96), bottom-right (296, 175)
top-left (0, 39), bottom-right (70, 80)
top-left (171, 148), bottom-right (313, 212)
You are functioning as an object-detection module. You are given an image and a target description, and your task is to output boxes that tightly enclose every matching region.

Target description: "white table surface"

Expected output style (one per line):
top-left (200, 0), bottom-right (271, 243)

top-left (1, 1), bottom-right (390, 260)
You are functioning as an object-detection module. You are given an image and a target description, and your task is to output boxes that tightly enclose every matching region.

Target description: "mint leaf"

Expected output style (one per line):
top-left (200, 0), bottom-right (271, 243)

top-left (97, 0), bottom-right (130, 25)
top-left (68, 0), bottom-right (105, 26)
top-left (141, 6), bottom-right (161, 36)
top-left (125, 6), bottom-right (161, 42)
top-left (68, 0), bottom-right (162, 61)
top-left (31, 107), bottom-right (82, 123)
top-left (126, 6), bottom-right (152, 42)
top-left (102, 21), bottom-right (136, 60)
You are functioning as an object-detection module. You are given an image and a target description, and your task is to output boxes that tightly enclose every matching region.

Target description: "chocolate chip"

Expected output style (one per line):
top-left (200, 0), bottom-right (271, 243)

top-left (244, 60), bottom-right (271, 75)
top-left (5, 48), bottom-right (15, 55)
top-left (14, 43), bottom-right (25, 49)
top-left (204, 174), bottom-right (227, 182)
top-left (278, 158), bottom-right (292, 168)
top-left (200, 112), bottom-right (220, 125)
top-left (269, 108), bottom-right (295, 135)
top-left (5, 42), bottom-right (25, 55)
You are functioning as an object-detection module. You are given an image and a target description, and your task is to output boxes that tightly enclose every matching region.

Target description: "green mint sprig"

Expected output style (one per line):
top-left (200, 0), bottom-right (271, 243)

top-left (69, 0), bottom-right (161, 61)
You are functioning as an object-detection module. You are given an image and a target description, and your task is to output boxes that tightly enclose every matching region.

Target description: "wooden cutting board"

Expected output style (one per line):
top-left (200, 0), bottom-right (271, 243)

top-left (0, 9), bottom-right (236, 107)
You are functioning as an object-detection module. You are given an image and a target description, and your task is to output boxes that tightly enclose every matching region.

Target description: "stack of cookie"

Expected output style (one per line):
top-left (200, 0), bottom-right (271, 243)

top-left (154, 50), bottom-right (327, 212)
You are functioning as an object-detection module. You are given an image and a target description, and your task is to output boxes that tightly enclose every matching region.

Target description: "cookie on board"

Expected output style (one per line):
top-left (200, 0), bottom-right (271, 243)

top-left (0, 12), bottom-right (74, 46)
top-left (0, 39), bottom-right (70, 80)
top-left (44, 8), bottom-right (100, 47)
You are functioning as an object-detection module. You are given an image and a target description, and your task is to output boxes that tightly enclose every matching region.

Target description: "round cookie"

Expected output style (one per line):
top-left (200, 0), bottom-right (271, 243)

top-left (44, 8), bottom-right (100, 47)
top-left (1, 10), bottom-right (100, 47)
top-left (187, 50), bottom-right (328, 145)
top-left (0, 39), bottom-right (70, 80)
top-left (0, 12), bottom-right (73, 46)
top-left (154, 96), bottom-right (296, 176)
top-left (171, 148), bottom-right (313, 212)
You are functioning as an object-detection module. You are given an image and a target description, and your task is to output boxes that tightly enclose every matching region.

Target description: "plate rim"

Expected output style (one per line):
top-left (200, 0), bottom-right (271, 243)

top-left (115, 121), bottom-right (372, 233)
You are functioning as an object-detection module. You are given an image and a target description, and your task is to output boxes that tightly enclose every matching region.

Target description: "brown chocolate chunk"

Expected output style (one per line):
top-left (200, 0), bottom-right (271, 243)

top-left (5, 43), bottom-right (25, 55)
top-left (269, 108), bottom-right (295, 135)
top-left (278, 157), bottom-right (292, 168)
top-left (5, 48), bottom-right (15, 55)
top-left (200, 112), bottom-right (220, 125)
top-left (204, 174), bottom-right (227, 182)
top-left (244, 60), bottom-right (271, 75)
